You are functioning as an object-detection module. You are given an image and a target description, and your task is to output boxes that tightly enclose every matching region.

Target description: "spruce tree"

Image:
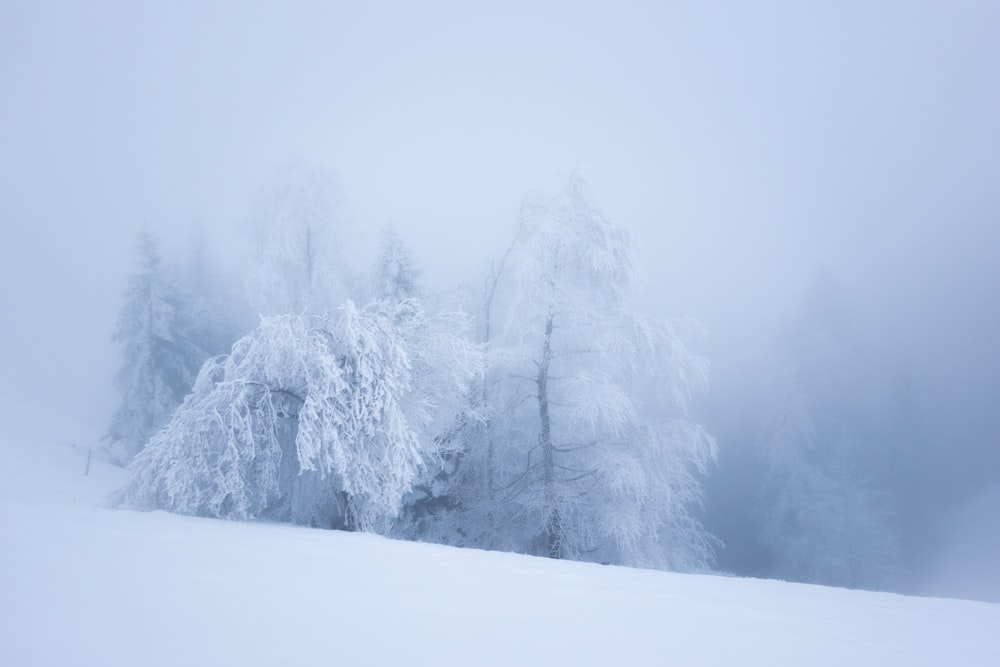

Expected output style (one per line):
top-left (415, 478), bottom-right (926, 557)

top-left (104, 229), bottom-right (205, 463)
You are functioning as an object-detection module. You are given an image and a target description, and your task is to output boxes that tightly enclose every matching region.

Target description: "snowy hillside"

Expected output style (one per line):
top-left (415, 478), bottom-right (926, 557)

top-left (2, 440), bottom-right (998, 667)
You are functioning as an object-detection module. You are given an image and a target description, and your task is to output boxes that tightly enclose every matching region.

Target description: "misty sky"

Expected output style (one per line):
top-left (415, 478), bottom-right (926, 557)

top-left (1, 0), bottom-right (998, 472)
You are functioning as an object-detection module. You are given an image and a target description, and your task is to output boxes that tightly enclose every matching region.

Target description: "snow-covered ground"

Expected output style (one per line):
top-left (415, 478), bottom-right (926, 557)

top-left (2, 440), bottom-right (998, 667)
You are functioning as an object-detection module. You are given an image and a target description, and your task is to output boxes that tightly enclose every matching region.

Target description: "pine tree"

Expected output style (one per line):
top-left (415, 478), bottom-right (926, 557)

top-left (104, 229), bottom-right (206, 463)
top-left (756, 278), bottom-right (900, 588)
top-left (371, 227), bottom-right (421, 303)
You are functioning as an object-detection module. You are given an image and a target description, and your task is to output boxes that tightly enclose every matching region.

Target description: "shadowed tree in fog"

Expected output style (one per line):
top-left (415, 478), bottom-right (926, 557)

top-left (180, 220), bottom-right (252, 357)
top-left (756, 277), bottom-right (900, 588)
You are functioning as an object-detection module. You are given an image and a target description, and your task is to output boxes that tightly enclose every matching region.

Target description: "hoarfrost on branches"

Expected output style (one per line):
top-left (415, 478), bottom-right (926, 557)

top-left (446, 174), bottom-right (718, 569)
top-left (114, 299), bottom-right (480, 533)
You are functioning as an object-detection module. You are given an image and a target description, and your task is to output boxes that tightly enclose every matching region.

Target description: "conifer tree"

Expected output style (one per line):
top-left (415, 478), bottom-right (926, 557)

top-left (371, 227), bottom-right (421, 303)
top-left (105, 229), bottom-right (205, 463)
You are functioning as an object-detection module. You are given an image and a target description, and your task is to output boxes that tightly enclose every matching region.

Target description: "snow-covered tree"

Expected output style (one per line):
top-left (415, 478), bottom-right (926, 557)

top-left (104, 229), bottom-right (206, 463)
top-left (246, 164), bottom-right (353, 315)
top-left (362, 231), bottom-right (488, 541)
top-left (113, 298), bottom-right (480, 533)
top-left (451, 174), bottom-right (717, 569)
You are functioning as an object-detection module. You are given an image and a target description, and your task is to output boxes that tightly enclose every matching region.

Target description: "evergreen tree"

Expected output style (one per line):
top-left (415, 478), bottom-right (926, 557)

top-left (756, 278), bottom-right (900, 588)
top-left (104, 229), bottom-right (205, 463)
top-left (371, 227), bottom-right (421, 303)
top-left (758, 378), bottom-right (900, 587)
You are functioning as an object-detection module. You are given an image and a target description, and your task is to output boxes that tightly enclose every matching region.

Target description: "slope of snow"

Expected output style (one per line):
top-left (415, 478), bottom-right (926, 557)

top-left (2, 440), bottom-right (998, 667)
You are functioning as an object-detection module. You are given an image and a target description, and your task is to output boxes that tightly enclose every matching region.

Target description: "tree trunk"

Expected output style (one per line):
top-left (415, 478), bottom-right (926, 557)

top-left (537, 311), bottom-right (561, 558)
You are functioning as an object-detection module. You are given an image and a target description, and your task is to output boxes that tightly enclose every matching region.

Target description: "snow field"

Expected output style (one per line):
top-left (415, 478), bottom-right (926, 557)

top-left (1, 442), bottom-right (998, 666)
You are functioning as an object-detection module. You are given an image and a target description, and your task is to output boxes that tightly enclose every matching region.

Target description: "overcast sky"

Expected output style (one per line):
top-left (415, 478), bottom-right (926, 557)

top-left (1, 1), bottom-right (998, 450)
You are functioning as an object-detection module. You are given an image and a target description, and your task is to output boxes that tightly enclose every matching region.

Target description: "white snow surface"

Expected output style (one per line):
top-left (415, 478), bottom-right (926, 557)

top-left (2, 441), bottom-right (999, 667)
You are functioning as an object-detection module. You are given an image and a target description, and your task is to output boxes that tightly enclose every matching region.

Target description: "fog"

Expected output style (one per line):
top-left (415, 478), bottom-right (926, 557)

top-left (2, 1), bottom-right (997, 594)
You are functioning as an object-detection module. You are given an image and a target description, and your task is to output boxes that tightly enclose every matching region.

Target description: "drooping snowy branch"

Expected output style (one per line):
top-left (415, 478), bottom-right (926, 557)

top-left (114, 298), bottom-right (480, 534)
